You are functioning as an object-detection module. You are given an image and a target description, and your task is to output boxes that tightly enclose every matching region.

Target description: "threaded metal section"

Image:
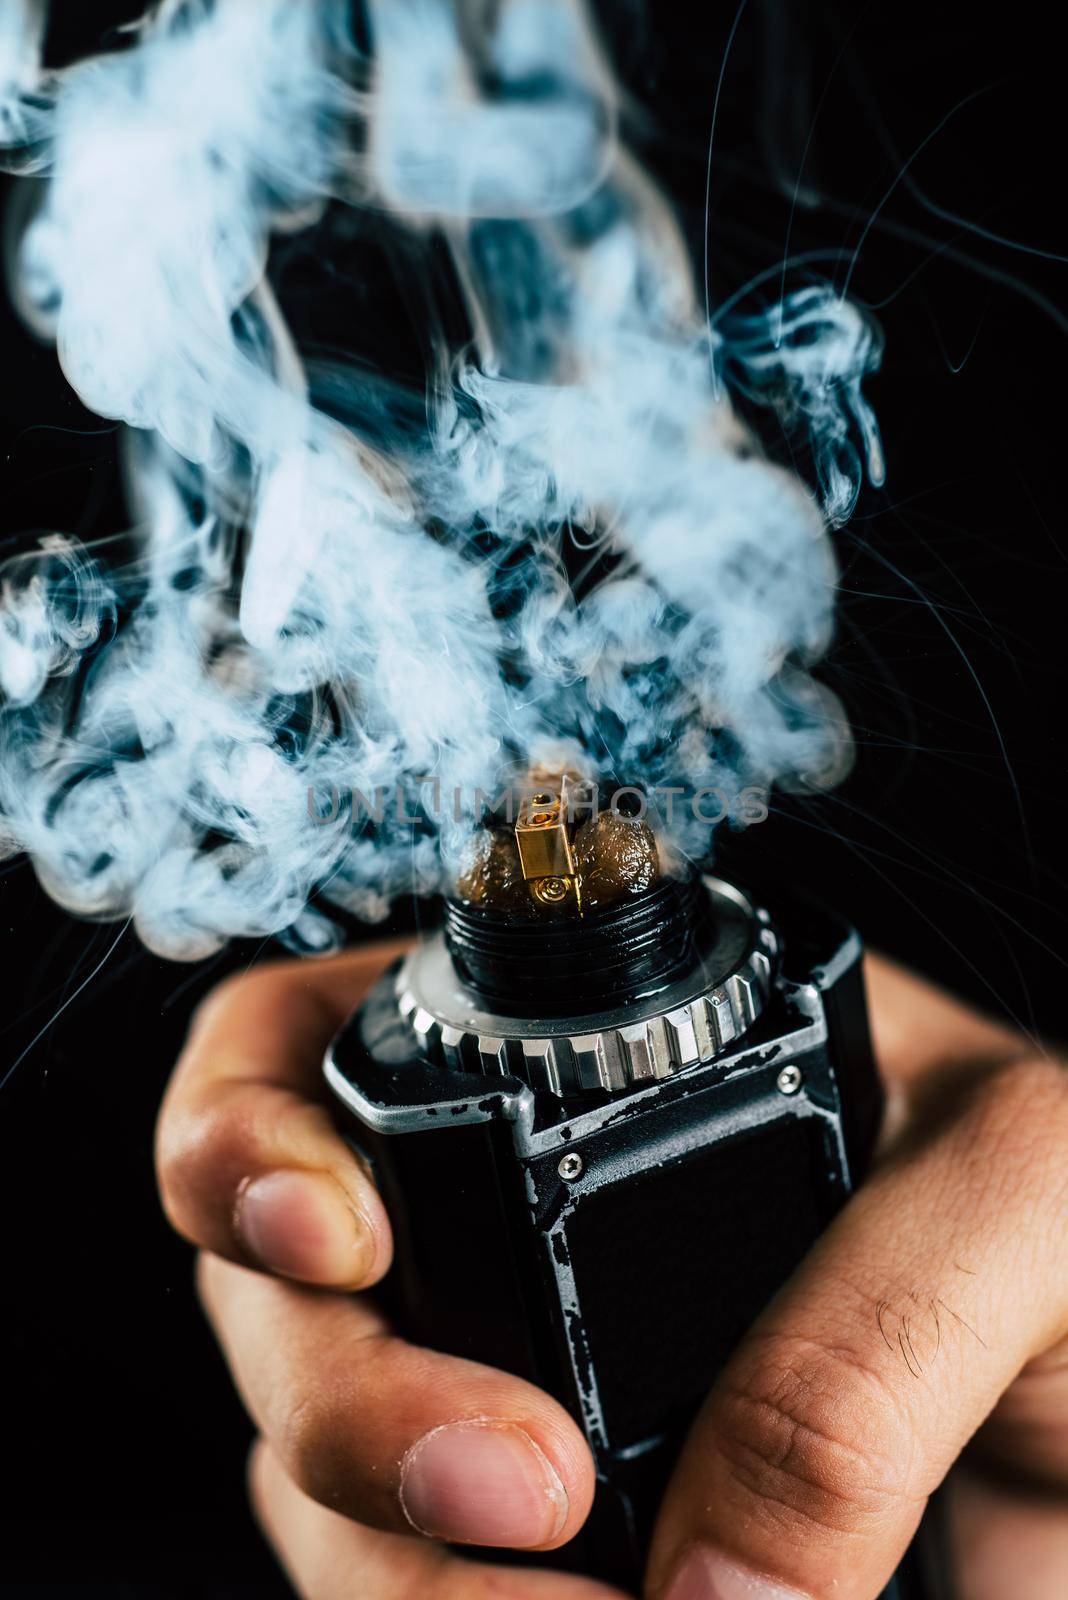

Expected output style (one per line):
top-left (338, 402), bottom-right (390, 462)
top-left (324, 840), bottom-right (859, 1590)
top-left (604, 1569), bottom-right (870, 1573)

top-left (443, 874), bottom-right (708, 1017)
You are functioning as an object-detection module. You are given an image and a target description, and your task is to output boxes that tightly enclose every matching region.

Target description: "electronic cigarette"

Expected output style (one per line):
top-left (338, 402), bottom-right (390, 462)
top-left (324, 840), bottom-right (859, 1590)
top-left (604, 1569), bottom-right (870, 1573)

top-left (325, 780), bottom-right (934, 1596)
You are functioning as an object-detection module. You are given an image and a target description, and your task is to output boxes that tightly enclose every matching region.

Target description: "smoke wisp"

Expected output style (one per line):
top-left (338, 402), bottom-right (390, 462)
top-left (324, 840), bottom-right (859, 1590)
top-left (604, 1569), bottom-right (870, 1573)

top-left (0, 0), bottom-right (882, 957)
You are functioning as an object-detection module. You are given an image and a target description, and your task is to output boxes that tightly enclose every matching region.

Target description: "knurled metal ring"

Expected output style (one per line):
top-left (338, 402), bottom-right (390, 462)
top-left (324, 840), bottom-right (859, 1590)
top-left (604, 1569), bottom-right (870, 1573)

top-left (396, 877), bottom-right (777, 1096)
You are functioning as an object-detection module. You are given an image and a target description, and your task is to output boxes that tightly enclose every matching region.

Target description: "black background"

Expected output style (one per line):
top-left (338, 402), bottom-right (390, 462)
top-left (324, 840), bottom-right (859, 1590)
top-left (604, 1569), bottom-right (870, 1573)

top-left (1, 2), bottom-right (1065, 1594)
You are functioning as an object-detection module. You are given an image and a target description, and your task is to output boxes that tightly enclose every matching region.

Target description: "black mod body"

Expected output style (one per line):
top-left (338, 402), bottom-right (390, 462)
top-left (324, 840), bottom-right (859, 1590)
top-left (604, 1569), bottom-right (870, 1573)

top-left (325, 880), bottom-right (932, 1596)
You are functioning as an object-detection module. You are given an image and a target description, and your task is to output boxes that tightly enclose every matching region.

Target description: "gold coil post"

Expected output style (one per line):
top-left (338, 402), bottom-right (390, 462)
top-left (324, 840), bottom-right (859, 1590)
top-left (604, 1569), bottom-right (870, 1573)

top-left (514, 774), bottom-right (589, 914)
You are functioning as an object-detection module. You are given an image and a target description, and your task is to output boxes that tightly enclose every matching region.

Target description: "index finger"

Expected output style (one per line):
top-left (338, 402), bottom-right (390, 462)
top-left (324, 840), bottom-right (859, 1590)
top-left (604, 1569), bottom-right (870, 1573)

top-left (156, 940), bottom-right (410, 1287)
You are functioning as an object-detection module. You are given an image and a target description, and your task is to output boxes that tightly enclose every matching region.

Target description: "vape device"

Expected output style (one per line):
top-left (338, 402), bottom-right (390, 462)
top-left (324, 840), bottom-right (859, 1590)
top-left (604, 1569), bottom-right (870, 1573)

top-left (324, 788), bottom-right (932, 1595)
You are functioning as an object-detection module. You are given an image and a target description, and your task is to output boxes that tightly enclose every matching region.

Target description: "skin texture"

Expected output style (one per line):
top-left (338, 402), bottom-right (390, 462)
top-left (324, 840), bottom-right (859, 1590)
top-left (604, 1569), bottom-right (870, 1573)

top-left (155, 945), bottom-right (1068, 1599)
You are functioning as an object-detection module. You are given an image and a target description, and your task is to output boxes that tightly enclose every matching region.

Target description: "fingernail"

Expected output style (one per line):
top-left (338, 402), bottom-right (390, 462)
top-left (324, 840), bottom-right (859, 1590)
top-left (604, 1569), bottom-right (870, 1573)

top-left (235, 1169), bottom-right (373, 1285)
top-left (400, 1421), bottom-right (568, 1548)
top-left (664, 1546), bottom-right (810, 1600)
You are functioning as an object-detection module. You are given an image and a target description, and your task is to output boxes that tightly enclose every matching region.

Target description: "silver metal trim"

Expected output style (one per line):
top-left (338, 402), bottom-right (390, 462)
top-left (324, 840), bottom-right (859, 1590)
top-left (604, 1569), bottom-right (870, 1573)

top-left (396, 876), bottom-right (778, 1095)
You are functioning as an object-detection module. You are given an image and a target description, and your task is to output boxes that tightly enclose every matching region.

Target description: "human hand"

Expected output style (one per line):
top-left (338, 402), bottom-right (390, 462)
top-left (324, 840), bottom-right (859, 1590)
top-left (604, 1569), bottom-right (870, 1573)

top-left (157, 942), bottom-right (620, 1599)
top-left (156, 945), bottom-right (1068, 1599)
top-left (645, 960), bottom-right (1066, 1600)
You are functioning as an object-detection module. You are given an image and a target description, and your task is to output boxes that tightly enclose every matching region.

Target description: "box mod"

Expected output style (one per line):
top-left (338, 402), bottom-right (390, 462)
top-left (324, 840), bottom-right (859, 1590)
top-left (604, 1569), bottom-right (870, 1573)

top-left (325, 871), bottom-right (932, 1596)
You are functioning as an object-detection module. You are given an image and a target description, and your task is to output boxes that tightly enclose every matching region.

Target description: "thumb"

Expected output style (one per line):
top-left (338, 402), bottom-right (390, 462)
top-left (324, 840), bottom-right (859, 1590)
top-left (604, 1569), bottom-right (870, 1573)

top-left (645, 1055), bottom-right (1068, 1600)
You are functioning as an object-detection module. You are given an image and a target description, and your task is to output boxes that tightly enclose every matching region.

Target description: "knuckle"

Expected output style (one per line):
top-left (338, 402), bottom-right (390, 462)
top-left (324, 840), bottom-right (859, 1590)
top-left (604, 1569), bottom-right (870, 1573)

top-left (156, 1082), bottom-right (282, 1246)
top-left (154, 1106), bottom-right (201, 1238)
top-left (155, 1163), bottom-right (187, 1238)
top-left (713, 1337), bottom-right (917, 1538)
top-left (155, 1092), bottom-right (235, 1239)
